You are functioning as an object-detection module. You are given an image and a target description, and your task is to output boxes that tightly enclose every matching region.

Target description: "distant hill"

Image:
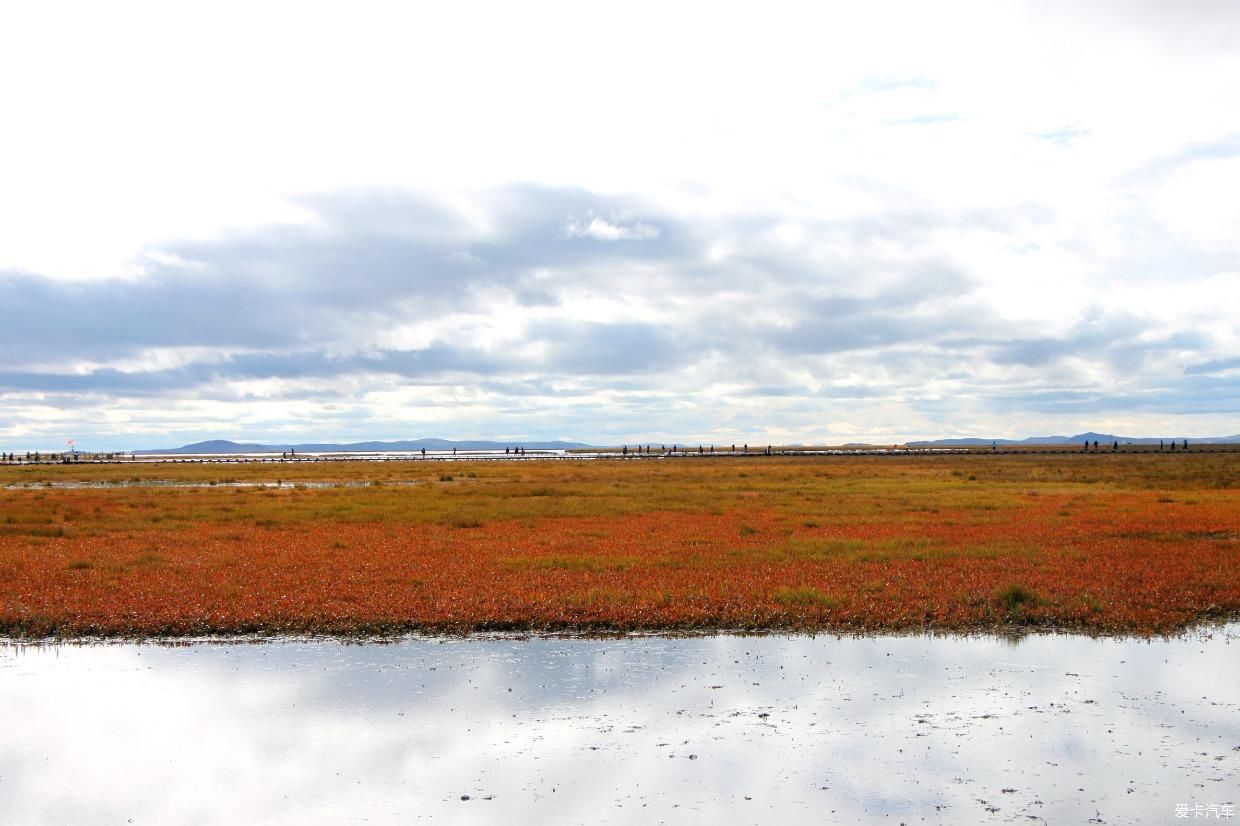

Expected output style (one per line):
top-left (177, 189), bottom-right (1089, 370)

top-left (909, 432), bottom-right (1240, 447)
top-left (139, 438), bottom-right (592, 454)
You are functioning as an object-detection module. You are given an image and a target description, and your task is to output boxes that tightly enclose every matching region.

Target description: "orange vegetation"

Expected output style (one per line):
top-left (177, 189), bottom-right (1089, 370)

top-left (1, 454), bottom-right (1237, 636)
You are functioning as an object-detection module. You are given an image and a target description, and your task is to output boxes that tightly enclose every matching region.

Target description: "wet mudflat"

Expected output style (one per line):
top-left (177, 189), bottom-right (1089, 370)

top-left (2, 629), bottom-right (1237, 825)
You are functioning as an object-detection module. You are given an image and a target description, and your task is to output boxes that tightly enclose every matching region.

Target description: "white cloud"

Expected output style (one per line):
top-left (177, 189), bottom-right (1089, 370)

top-left (0, 2), bottom-right (1237, 446)
top-left (562, 212), bottom-right (660, 241)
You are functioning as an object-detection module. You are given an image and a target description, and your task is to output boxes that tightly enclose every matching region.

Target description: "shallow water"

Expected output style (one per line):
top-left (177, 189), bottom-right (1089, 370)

top-left (2, 629), bottom-right (1237, 824)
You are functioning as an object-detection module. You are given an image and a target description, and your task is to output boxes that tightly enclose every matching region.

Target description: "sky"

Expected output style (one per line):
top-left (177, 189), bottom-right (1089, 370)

top-left (1, 1), bottom-right (1238, 450)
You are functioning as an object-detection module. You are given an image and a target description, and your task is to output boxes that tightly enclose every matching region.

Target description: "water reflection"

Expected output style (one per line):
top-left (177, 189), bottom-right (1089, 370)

top-left (2, 629), bottom-right (1236, 824)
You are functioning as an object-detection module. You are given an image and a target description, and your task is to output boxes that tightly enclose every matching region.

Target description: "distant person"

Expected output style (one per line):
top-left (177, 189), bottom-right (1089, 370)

top-left (1183, 439), bottom-right (1188, 450)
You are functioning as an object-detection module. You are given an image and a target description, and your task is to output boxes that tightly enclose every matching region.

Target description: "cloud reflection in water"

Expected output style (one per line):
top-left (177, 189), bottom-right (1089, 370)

top-left (1, 630), bottom-right (1237, 824)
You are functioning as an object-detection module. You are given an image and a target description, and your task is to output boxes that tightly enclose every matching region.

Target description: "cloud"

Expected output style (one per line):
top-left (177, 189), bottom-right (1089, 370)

top-left (1, 184), bottom-right (1235, 448)
top-left (0, 187), bottom-right (686, 364)
top-left (1032, 126), bottom-right (1091, 146)
top-left (886, 114), bottom-right (960, 127)
top-left (1184, 356), bottom-right (1240, 376)
top-left (563, 212), bottom-right (661, 242)
top-left (1124, 135), bottom-right (1240, 183)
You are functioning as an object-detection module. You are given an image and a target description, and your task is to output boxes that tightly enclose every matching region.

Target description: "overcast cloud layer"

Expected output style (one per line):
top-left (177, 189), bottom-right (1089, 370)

top-left (1, 1), bottom-right (1237, 449)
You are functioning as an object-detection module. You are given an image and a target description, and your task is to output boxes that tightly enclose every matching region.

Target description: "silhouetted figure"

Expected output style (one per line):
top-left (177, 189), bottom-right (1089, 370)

top-left (1160, 440), bottom-right (1164, 451)
top-left (1083, 441), bottom-right (1089, 452)
top-left (1183, 439), bottom-right (1188, 450)
top-left (421, 448), bottom-right (426, 457)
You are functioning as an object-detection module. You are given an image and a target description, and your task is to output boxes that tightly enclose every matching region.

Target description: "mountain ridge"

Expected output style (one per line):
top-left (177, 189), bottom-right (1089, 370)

top-left (908, 432), bottom-right (1240, 447)
top-left (135, 432), bottom-right (1240, 454)
top-left (139, 438), bottom-right (592, 454)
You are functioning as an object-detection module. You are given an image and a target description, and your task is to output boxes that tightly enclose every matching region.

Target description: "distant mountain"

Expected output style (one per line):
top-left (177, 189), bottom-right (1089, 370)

top-left (139, 438), bottom-right (592, 454)
top-left (909, 433), bottom-right (1240, 447)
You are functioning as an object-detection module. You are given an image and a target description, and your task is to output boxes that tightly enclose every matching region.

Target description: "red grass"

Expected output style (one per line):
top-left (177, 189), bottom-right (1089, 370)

top-left (1, 456), bottom-right (1237, 636)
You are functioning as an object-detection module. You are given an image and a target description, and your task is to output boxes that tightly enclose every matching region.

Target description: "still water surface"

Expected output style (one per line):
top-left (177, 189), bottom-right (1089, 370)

top-left (2, 629), bottom-right (1237, 824)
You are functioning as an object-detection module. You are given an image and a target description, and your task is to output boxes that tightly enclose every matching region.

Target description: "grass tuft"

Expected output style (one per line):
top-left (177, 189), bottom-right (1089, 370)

top-left (773, 586), bottom-right (839, 608)
top-left (996, 583), bottom-right (1040, 611)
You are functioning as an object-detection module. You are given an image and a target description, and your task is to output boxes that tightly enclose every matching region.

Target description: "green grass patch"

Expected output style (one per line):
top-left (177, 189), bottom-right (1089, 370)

top-left (995, 583), bottom-right (1041, 611)
top-left (503, 554), bottom-right (641, 572)
top-left (772, 586), bottom-right (840, 608)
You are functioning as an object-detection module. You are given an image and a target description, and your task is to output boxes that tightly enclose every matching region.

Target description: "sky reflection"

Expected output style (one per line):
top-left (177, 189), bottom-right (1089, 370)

top-left (1, 630), bottom-right (1237, 824)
